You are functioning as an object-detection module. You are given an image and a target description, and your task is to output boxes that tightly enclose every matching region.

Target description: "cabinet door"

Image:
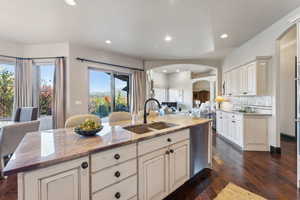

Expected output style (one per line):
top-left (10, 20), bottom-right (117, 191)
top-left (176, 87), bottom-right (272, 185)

top-left (22, 157), bottom-right (89, 200)
top-left (138, 147), bottom-right (169, 200)
top-left (236, 119), bottom-right (244, 148)
top-left (247, 62), bottom-right (257, 95)
top-left (169, 140), bottom-right (190, 193)
top-left (240, 66), bottom-right (248, 95)
top-left (216, 111), bottom-right (223, 135)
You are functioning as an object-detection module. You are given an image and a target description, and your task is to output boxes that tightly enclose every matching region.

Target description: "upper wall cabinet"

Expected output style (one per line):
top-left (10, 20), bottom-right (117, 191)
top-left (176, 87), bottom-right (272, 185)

top-left (223, 57), bottom-right (271, 97)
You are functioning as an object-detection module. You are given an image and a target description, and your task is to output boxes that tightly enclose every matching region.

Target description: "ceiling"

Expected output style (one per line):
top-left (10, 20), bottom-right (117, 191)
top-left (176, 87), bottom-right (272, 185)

top-left (151, 64), bottom-right (215, 74)
top-left (0, 0), bottom-right (300, 60)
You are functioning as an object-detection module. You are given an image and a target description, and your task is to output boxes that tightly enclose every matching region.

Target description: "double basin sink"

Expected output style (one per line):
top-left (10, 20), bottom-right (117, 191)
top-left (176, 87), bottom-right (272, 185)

top-left (123, 121), bottom-right (178, 134)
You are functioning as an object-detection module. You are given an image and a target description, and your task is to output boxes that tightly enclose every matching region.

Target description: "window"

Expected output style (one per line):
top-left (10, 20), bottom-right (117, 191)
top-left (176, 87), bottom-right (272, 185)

top-left (0, 62), bottom-right (15, 120)
top-left (36, 64), bottom-right (55, 116)
top-left (88, 68), bottom-right (130, 119)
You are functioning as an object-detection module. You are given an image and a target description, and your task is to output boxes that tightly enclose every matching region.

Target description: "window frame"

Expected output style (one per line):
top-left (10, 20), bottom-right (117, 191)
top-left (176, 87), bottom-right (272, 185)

top-left (88, 66), bottom-right (132, 117)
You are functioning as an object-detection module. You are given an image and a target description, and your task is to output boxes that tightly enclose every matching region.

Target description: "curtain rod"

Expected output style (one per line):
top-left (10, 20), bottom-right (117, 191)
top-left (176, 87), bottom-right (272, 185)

top-left (0, 54), bottom-right (65, 60)
top-left (76, 57), bottom-right (144, 72)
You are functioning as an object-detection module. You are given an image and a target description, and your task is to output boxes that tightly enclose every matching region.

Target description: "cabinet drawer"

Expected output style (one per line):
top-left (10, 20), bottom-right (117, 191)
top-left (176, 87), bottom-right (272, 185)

top-left (92, 175), bottom-right (137, 200)
top-left (91, 143), bottom-right (137, 172)
top-left (92, 159), bottom-right (137, 193)
top-left (138, 129), bottom-right (190, 156)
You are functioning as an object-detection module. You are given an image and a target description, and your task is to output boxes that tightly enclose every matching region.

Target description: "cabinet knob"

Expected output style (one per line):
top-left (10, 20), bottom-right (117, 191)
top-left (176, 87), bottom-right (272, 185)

top-left (170, 149), bottom-right (174, 153)
top-left (115, 192), bottom-right (121, 199)
top-left (232, 121), bottom-right (236, 123)
top-left (114, 154), bottom-right (120, 160)
top-left (167, 138), bottom-right (172, 142)
top-left (114, 171), bottom-right (121, 178)
top-left (81, 162), bottom-right (89, 169)
top-left (165, 150), bottom-right (170, 155)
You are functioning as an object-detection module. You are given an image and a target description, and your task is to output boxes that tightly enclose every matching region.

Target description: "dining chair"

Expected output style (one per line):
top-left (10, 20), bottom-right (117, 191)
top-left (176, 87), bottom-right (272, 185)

top-left (13, 107), bottom-right (39, 122)
top-left (65, 114), bottom-right (101, 128)
top-left (108, 112), bottom-right (132, 123)
top-left (0, 120), bottom-right (40, 177)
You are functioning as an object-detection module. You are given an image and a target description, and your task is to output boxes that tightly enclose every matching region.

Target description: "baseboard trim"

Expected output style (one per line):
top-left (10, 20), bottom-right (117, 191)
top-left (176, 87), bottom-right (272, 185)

top-left (280, 133), bottom-right (296, 141)
top-left (270, 145), bottom-right (281, 154)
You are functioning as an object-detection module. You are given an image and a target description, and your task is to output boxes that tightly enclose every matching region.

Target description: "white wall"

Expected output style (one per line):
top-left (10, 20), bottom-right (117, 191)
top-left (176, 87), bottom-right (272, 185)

top-left (0, 39), bottom-right (23, 57)
top-left (166, 71), bottom-right (193, 110)
top-left (67, 43), bottom-right (143, 117)
top-left (152, 72), bottom-right (168, 88)
top-left (222, 6), bottom-right (300, 147)
top-left (279, 41), bottom-right (296, 136)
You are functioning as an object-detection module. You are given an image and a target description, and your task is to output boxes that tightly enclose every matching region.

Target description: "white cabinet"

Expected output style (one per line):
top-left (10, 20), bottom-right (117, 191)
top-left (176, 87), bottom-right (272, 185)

top-left (169, 140), bottom-right (190, 193)
top-left (138, 130), bottom-right (190, 200)
top-left (223, 57), bottom-right (270, 97)
top-left (138, 147), bottom-right (170, 200)
top-left (216, 111), bottom-right (269, 151)
top-left (19, 157), bottom-right (89, 200)
top-left (246, 62), bottom-right (257, 95)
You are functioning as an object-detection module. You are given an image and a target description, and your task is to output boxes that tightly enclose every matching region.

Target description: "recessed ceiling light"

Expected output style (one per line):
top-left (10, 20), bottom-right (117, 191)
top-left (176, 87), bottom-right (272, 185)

top-left (176, 69), bottom-right (180, 73)
top-left (163, 70), bottom-right (167, 73)
top-left (165, 35), bottom-right (172, 42)
top-left (64, 0), bottom-right (77, 6)
top-left (220, 34), bottom-right (228, 39)
top-left (105, 40), bottom-right (112, 44)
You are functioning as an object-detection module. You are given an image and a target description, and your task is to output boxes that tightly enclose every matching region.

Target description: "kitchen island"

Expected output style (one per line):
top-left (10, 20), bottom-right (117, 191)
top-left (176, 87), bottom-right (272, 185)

top-left (4, 114), bottom-right (212, 200)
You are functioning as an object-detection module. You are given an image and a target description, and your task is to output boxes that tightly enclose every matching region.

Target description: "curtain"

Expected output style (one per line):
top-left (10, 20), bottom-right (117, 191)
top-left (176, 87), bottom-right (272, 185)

top-left (52, 58), bottom-right (66, 129)
top-left (14, 59), bottom-right (34, 110)
top-left (131, 71), bottom-right (146, 114)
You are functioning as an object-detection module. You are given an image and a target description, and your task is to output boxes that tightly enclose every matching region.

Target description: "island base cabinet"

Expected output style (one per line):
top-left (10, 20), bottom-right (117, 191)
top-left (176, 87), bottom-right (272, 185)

top-left (138, 147), bottom-right (169, 200)
top-left (18, 156), bottom-right (89, 200)
top-left (169, 140), bottom-right (190, 193)
top-left (138, 139), bottom-right (190, 200)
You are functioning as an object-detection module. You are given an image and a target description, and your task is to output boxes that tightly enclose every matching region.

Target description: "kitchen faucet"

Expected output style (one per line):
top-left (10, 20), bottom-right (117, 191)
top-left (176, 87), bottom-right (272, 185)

top-left (143, 98), bottom-right (162, 124)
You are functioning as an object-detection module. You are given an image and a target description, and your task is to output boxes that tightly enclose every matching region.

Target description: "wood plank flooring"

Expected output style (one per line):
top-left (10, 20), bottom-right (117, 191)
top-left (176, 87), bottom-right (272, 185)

top-left (166, 133), bottom-right (298, 200)
top-left (0, 132), bottom-right (298, 200)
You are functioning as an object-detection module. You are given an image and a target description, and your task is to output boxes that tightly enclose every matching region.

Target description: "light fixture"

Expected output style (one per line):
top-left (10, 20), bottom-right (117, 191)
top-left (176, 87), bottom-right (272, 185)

top-left (165, 35), bottom-right (172, 42)
top-left (220, 33), bottom-right (228, 39)
top-left (176, 69), bottom-right (180, 73)
top-left (64, 0), bottom-right (77, 6)
top-left (105, 40), bottom-right (112, 44)
top-left (163, 70), bottom-right (167, 73)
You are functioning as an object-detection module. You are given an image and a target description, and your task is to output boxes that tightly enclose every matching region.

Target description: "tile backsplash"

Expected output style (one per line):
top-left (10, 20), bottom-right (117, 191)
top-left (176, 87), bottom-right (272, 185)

top-left (221, 96), bottom-right (273, 113)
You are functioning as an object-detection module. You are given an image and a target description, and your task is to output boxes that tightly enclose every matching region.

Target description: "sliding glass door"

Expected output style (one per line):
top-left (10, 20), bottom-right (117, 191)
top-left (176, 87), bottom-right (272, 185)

top-left (88, 68), bottom-right (130, 119)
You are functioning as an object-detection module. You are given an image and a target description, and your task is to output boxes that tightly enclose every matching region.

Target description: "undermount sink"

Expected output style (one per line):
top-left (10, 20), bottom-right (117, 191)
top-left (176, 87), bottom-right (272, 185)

top-left (123, 124), bottom-right (153, 134)
top-left (148, 122), bottom-right (178, 130)
top-left (123, 121), bottom-right (178, 134)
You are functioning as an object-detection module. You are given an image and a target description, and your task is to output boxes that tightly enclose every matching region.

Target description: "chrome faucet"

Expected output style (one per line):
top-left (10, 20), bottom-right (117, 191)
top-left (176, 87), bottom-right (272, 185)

top-left (144, 98), bottom-right (162, 124)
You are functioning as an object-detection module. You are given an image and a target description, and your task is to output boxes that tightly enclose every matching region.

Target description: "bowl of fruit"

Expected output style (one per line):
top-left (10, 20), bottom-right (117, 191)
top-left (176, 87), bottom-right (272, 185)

top-left (74, 119), bottom-right (103, 136)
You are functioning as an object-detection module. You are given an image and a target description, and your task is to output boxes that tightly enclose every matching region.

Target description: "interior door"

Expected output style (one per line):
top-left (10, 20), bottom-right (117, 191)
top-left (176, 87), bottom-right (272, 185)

top-left (138, 147), bottom-right (169, 200)
top-left (169, 140), bottom-right (190, 193)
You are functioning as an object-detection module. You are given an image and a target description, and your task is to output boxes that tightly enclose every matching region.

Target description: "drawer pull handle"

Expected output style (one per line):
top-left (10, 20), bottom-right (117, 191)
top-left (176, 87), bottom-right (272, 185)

top-left (114, 154), bottom-right (120, 160)
top-left (167, 138), bottom-right (172, 142)
top-left (81, 162), bottom-right (89, 169)
top-left (114, 171), bottom-right (121, 178)
top-left (115, 192), bottom-right (121, 199)
top-left (170, 149), bottom-right (174, 153)
top-left (165, 150), bottom-right (170, 155)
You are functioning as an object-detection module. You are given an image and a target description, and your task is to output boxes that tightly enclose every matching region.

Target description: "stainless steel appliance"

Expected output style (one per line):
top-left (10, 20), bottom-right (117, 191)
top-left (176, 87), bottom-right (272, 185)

top-left (190, 123), bottom-right (210, 177)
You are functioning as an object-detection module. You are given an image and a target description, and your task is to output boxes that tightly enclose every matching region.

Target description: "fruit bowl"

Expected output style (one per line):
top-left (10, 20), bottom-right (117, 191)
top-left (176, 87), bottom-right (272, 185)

top-left (74, 118), bottom-right (103, 136)
top-left (74, 126), bottom-right (103, 136)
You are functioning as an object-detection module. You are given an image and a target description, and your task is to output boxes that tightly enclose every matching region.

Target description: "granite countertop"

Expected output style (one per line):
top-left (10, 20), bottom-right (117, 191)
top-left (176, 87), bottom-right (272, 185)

top-left (217, 109), bottom-right (272, 116)
top-left (3, 115), bottom-right (211, 176)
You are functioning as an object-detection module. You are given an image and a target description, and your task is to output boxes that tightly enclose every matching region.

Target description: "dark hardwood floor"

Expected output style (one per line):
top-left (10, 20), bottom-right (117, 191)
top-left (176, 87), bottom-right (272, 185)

top-left (166, 133), bottom-right (299, 200)
top-left (0, 132), bottom-right (298, 200)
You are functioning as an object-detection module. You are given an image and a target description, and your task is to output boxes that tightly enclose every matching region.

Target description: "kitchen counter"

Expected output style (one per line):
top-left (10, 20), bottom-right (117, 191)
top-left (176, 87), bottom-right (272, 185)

top-left (217, 109), bottom-right (272, 116)
top-left (3, 114), bottom-right (211, 176)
